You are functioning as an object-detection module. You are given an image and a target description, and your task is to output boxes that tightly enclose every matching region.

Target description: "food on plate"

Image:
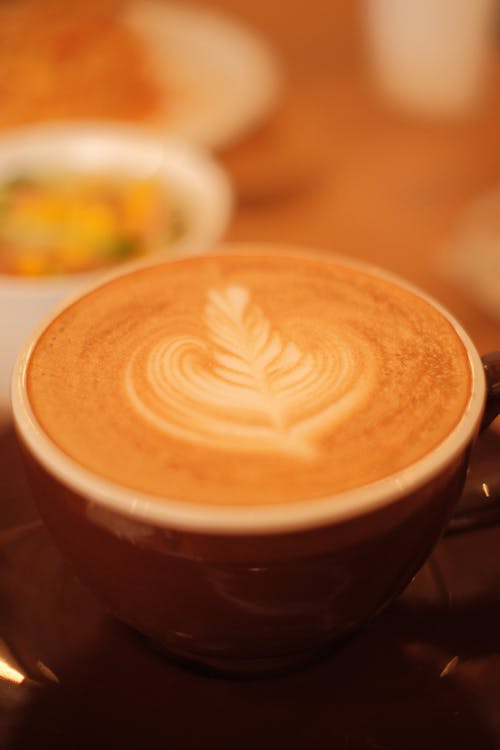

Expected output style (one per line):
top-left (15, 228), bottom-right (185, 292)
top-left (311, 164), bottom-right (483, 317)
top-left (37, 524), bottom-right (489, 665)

top-left (0, 173), bottom-right (185, 275)
top-left (0, 0), bottom-right (161, 129)
top-left (0, 0), bottom-right (282, 149)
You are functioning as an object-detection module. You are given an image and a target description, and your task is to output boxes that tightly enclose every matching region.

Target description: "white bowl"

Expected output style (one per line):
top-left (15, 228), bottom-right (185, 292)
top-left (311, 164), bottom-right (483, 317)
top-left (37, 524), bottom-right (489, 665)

top-left (0, 122), bottom-right (234, 421)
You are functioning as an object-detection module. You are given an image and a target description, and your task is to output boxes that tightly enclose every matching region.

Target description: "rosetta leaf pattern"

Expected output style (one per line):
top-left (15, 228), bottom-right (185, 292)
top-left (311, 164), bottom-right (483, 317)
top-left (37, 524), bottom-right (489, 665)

top-left (205, 286), bottom-right (308, 430)
top-left (126, 285), bottom-right (373, 457)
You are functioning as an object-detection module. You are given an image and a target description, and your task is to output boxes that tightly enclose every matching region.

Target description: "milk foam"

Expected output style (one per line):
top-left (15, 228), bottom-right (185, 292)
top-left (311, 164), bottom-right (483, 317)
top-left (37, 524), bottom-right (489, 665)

top-left (125, 284), bottom-right (375, 457)
top-left (26, 252), bottom-right (472, 505)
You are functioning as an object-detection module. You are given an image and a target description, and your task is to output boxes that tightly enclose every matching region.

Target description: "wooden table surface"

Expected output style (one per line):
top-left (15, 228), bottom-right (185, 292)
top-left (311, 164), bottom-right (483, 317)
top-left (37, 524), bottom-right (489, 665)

top-left (218, 0), bottom-right (500, 355)
top-left (1, 1), bottom-right (500, 748)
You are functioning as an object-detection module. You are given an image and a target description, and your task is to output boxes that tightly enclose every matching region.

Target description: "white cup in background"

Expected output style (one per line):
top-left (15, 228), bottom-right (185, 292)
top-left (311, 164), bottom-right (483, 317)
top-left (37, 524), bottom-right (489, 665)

top-left (364, 0), bottom-right (498, 118)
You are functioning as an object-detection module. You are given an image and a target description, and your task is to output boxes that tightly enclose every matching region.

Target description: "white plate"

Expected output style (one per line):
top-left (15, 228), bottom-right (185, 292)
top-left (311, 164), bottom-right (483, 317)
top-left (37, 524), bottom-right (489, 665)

top-left (441, 184), bottom-right (500, 321)
top-left (0, 122), bottom-right (234, 419)
top-left (123, 0), bottom-right (284, 149)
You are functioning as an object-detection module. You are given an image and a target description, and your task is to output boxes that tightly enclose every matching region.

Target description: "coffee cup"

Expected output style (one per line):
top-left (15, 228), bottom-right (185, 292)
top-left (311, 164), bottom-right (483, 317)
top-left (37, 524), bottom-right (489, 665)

top-left (11, 246), bottom-right (500, 674)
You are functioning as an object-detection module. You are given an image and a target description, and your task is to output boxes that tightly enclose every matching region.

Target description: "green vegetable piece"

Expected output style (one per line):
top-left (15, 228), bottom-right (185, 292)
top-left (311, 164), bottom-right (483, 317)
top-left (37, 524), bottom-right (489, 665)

top-left (107, 236), bottom-right (139, 258)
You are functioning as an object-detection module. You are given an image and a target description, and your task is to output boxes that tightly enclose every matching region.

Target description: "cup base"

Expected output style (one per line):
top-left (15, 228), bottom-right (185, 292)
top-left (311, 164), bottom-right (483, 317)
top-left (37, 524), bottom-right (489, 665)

top-left (141, 633), bottom-right (346, 679)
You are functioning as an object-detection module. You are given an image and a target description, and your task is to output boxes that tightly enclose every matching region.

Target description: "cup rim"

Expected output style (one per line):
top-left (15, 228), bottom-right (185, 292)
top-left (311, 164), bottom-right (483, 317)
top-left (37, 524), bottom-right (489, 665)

top-left (11, 244), bottom-right (486, 535)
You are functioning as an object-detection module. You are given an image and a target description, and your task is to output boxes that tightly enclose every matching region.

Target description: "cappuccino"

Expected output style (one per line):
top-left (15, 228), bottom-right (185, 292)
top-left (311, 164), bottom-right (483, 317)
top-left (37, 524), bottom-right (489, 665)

top-left (27, 250), bottom-right (471, 505)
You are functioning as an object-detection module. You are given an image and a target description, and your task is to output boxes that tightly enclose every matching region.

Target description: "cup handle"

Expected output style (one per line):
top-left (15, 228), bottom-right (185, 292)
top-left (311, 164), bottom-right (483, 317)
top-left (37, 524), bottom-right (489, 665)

top-left (480, 350), bottom-right (500, 429)
top-left (446, 351), bottom-right (500, 535)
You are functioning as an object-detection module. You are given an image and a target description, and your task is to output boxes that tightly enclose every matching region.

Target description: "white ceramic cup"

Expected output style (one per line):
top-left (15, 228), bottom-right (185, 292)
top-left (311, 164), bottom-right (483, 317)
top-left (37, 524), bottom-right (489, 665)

top-left (364, 0), bottom-right (498, 117)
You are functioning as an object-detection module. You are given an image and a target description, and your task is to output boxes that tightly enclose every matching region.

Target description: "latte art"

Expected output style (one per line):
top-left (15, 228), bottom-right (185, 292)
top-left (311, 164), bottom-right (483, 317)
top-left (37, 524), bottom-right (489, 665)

top-left (125, 285), bottom-right (375, 457)
top-left (27, 251), bottom-right (472, 506)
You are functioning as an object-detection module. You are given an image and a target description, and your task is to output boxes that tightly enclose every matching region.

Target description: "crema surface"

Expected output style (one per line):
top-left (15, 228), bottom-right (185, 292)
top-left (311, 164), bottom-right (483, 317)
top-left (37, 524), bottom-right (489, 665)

top-left (27, 252), bottom-right (472, 505)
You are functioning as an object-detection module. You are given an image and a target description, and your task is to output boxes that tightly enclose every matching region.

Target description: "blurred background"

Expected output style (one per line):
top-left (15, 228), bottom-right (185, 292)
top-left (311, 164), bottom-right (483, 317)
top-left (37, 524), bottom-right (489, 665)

top-left (1, 0), bottom-right (500, 354)
top-left (216, 0), bottom-right (500, 355)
